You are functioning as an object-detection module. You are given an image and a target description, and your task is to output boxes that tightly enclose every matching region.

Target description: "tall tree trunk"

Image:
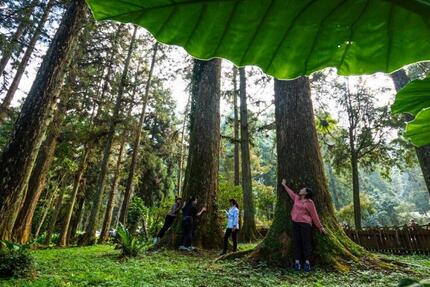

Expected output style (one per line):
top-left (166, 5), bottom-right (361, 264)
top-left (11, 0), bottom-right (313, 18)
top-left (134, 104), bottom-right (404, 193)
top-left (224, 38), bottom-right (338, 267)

top-left (238, 67), bottom-right (258, 242)
top-left (0, 0), bottom-right (55, 123)
top-left (57, 148), bottom-right (89, 246)
top-left (119, 42), bottom-right (158, 225)
top-left (251, 78), bottom-right (367, 269)
top-left (81, 26), bottom-right (138, 245)
top-left (44, 179), bottom-right (67, 245)
top-left (174, 59), bottom-right (223, 249)
top-left (0, 0), bottom-right (39, 76)
top-left (390, 69), bottom-right (430, 195)
top-left (0, 0), bottom-right (86, 240)
top-left (233, 67), bottom-right (240, 186)
top-left (99, 128), bottom-right (128, 243)
top-left (68, 187), bottom-right (86, 243)
top-left (12, 103), bottom-right (64, 243)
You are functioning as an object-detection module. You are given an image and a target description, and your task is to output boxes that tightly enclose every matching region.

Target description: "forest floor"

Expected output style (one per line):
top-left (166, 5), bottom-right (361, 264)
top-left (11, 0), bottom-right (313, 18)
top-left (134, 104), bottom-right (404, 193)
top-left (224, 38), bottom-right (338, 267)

top-left (1, 244), bottom-right (429, 287)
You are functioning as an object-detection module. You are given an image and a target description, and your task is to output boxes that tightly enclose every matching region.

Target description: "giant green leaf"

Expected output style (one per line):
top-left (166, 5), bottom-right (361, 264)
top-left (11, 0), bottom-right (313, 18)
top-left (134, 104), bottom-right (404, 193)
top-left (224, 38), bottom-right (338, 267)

top-left (392, 75), bottom-right (430, 116)
top-left (86, 0), bottom-right (430, 79)
top-left (404, 108), bottom-right (430, 146)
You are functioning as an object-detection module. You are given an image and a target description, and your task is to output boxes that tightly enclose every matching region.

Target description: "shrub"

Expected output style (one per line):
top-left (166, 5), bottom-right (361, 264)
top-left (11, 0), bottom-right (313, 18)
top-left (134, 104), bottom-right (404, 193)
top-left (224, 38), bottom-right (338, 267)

top-left (116, 224), bottom-right (145, 257)
top-left (0, 240), bottom-right (34, 278)
top-left (398, 278), bottom-right (430, 287)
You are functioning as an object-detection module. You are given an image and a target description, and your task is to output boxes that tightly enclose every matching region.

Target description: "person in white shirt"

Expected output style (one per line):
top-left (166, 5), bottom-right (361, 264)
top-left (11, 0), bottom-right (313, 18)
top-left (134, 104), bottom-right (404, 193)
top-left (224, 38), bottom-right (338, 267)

top-left (220, 199), bottom-right (239, 255)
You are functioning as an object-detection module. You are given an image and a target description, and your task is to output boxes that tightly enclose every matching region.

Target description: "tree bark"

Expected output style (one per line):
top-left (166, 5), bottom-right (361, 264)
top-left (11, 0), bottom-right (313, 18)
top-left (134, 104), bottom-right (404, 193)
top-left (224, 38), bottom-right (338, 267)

top-left (350, 151), bottom-right (361, 229)
top-left (99, 128), bottom-right (128, 243)
top-left (0, 0), bottom-right (55, 123)
top-left (44, 179), bottom-right (67, 245)
top-left (174, 59), bottom-right (223, 249)
top-left (233, 67), bottom-right (240, 186)
top-left (251, 78), bottom-right (366, 270)
top-left (68, 189), bottom-right (85, 243)
top-left (0, 0), bottom-right (86, 241)
top-left (81, 26), bottom-right (138, 245)
top-left (390, 69), bottom-right (430, 195)
top-left (0, 0), bottom-right (39, 76)
top-left (12, 103), bottom-right (64, 243)
top-left (238, 67), bottom-right (258, 242)
top-left (119, 42), bottom-right (158, 225)
top-left (57, 148), bottom-right (89, 246)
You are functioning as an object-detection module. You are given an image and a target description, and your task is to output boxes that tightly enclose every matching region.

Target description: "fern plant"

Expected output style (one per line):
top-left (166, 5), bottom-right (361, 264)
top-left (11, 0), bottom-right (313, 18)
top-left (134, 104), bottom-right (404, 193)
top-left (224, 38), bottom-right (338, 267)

top-left (116, 224), bottom-right (144, 257)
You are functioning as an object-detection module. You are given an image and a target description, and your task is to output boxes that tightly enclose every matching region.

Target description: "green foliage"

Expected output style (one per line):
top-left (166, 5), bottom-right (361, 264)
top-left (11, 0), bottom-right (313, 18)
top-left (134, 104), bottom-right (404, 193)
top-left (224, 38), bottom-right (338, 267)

top-left (392, 75), bottom-right (430, 146)
top-left (0, 240), bottom-right (34, 278)
top-left (116, 224), bottom-right (145, 257)
top-left (336, 194), bottom-right (376, 226)
top-left (127, 196), bottom-right (147, 235)
top-left (86, 0), bottom-right (430, 79)
top-left (2, 245), bottom-right (430, 286)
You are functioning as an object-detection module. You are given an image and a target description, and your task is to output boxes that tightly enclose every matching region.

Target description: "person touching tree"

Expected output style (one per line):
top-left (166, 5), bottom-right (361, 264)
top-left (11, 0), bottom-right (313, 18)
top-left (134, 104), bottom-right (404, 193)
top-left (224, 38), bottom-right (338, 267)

top-left (281, 179), bottom-right (326, 272)
top-left (179, 197), bottom-right (207, 251)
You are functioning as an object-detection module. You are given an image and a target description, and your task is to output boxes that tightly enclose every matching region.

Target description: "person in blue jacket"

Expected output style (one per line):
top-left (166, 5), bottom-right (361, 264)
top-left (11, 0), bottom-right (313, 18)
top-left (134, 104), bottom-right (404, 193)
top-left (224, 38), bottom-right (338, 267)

top-left (220, 199), bottom-right (239, 255)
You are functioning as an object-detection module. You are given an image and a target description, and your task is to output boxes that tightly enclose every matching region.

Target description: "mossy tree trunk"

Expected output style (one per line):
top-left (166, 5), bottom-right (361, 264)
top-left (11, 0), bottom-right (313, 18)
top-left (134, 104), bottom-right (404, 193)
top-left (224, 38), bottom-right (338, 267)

top-left (251, 77), bottom-right (366, 270)
top-left (12, 103), bottom-right (64, 244)
top-left (0, 0), bottom-right (86, 241)
top-left (170, 59), bottom-right (224, 249)
top-left (238, 67), bottom-right (258, 242)
top-left (390, 69), bottom-right (430, 195)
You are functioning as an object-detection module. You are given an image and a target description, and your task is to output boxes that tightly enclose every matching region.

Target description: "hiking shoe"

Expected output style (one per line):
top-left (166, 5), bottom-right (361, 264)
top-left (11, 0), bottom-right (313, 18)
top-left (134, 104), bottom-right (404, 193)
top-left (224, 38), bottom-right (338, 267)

top-left (293, 262), bottom-right (301, 271)
top-left (304, 262), bottom-right (311, 272)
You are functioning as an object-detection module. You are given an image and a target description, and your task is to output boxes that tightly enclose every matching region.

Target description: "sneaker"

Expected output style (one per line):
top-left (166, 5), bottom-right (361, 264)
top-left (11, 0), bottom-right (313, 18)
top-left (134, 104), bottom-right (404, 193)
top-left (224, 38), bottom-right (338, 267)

top-left (304, 262), bottom-right (311, 272)
top-left (293, 262), bottom-right (301, 271)
top-left (178, 245), bottom-right (188, 251)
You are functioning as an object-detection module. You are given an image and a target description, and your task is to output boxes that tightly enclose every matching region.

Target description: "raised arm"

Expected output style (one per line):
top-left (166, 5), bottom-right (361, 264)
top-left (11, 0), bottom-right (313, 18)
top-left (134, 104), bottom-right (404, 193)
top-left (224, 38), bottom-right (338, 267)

top-left (281, 179), bottom-right (297, 201)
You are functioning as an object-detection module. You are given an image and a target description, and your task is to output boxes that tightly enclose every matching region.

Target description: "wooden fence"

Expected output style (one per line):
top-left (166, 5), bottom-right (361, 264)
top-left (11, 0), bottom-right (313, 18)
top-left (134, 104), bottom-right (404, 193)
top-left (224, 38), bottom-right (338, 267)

top-left (344, 225), bottom-right (430, 255)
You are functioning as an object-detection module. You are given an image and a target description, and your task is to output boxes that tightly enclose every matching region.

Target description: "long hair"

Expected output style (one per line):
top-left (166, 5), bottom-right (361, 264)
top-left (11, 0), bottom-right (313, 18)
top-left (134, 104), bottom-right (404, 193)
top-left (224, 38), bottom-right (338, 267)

top-left (304, 187), bottom-right (313, 199)
top-left (229, 198), bottom-right (239, 209)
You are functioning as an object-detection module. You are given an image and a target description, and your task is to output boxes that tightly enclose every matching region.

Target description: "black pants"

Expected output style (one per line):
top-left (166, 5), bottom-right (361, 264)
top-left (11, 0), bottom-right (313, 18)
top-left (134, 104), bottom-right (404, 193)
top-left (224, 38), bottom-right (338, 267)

top-left (182, 216), bottom-right (194, 247)
top-left (157, 215), bottom-right (176, 238)
top-left (292, 221), bottom-right (313, 262)
top-left (223, 228), bottom-right (238, 253)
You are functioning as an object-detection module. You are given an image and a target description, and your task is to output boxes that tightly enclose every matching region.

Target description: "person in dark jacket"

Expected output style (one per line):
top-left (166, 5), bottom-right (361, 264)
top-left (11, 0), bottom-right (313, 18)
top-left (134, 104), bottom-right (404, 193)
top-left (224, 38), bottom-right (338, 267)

top-left (179, 196), bottom-right (206, 251)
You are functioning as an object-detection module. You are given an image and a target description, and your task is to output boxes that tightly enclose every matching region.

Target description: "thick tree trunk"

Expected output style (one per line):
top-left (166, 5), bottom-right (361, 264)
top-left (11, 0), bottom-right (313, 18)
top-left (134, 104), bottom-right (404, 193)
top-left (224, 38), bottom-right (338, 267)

top-left (0, 0), bottom-right (86, 240)
top-left (238, 68), bottom-right (258, 242)
top-left (44, 180), bottom-right (66, 245)
top-left (81, 26), bottom-right (138, 245)
top-left (58, 148), bottom-right (89, 246)
top-left (12, 104), bottom-right (64, 243)
top-left (390, 69), bottom-right (430, 195)
top-left (119, 42), bottom-right (158, 225)
top-left (233, 67), bottom-right (240, 186)
top-left (174, 59), bottom-right (223, 249)
top-left (99, 129), bottom-right (128, 243)
top-left (251, 78), bottom-right (367, 270)
top-left (0, 0), bottom-right (54, 123)
top-left (0, 0), bottom-right (39, 76)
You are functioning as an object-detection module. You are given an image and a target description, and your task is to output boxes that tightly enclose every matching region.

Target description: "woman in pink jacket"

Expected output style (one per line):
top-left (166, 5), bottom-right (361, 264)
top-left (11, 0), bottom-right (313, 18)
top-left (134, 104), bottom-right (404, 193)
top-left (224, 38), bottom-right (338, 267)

top-left (281, 179), bottom-right (326, 272)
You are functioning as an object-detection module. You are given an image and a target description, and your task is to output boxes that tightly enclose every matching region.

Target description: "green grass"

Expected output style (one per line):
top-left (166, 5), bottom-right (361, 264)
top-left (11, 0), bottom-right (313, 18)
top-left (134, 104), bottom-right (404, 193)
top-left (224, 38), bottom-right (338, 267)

top-left (0, 245), bottom-right (429, 287)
